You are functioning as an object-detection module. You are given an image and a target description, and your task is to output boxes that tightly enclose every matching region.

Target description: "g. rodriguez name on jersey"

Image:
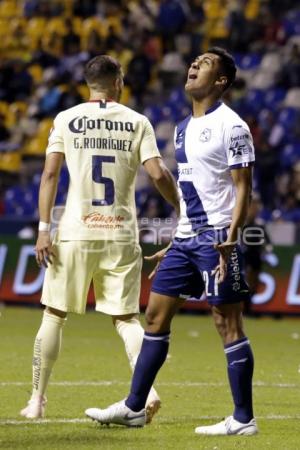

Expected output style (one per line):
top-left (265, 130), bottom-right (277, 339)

top-left (69, 116), bottom-right (134, 152)
top-left (73, 137), bottom-right (132, 152)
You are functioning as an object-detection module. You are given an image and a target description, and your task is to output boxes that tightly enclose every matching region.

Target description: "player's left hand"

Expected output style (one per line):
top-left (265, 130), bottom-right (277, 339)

top-left (35, 231), bottom-right (55, 268)
top-left (213, 242), bottom-right (235, 283)
top-left (144, 243), bottom-right (171, 279)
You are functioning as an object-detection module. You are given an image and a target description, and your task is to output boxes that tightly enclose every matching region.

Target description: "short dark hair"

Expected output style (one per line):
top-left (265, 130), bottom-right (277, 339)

top-left (207, 47), bottom-right (237, 91)
top-left (84, 55), bottom-right (121, 89)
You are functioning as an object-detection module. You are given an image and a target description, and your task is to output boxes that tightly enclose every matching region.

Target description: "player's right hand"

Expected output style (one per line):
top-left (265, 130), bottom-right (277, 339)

top-left (35, 231), bottom-right (55, 268)
top-left (213, 241), bottom-right (234, 283)
top-left (144, 244), bottom-right (170, 279)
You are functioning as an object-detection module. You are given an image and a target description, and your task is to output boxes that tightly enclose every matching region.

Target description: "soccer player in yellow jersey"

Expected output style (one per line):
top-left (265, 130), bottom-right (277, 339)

top-left (20, 55), bottom-right (179, 421)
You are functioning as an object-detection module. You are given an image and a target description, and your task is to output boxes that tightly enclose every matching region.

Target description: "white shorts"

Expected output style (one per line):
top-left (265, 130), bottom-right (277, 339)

top-left (41, 237), bottom-right (142, 315)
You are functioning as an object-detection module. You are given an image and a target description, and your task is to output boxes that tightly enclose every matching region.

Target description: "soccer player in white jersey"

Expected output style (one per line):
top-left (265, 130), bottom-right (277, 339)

top-left (20, 55), bottom-right (179, 421)
top-left (86, 47), bottom-right (258, 436)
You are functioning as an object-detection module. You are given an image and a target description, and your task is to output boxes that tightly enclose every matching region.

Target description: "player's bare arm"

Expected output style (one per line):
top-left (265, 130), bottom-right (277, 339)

top-left (143, 157), bottom-right (180, 216)
top-left (227, 166), bottom-right (252, 243)
top-left (143, 157), bottom-right (179, 278)
top-left (214, 166), bottom-right (252, 282)
top-left (36, 152), bottom-right (64, 267)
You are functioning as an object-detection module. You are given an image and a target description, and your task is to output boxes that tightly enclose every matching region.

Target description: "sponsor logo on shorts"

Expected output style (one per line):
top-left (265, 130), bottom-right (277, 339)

top-left (229, 248), bottom-right (241, 291)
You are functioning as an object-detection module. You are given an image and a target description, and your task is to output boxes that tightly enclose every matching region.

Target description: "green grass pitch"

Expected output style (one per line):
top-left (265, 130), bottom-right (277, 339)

top-left (0, 306), bottom-right (300, 450)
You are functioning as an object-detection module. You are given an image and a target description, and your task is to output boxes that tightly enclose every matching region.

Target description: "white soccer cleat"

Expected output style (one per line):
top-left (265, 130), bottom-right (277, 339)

top-left (20, 396), bottom-right (47, 419)
top-left (195, 416), bottom-right (258, 436)
top-left (85, 399), bottom-right (146, 427)
top-left (145, 388), bottom-right (161, 424)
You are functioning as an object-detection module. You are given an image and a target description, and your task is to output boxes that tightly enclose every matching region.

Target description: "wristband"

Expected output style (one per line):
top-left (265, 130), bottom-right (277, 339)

top-left (38, 221), bottom-right (51, 232)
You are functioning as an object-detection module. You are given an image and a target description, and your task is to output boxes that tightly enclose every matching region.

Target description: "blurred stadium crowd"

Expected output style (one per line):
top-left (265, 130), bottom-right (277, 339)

top-left (0, 0), bottom-right (299, 223)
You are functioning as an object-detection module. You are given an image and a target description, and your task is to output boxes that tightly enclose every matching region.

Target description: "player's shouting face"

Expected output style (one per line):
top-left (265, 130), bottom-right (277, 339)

top-left (185, 52), bottom-right (227, 99)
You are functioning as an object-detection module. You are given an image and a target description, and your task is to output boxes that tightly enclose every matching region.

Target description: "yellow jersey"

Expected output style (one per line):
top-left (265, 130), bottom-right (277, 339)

top-left (46, 100), bottom-right (161, 241)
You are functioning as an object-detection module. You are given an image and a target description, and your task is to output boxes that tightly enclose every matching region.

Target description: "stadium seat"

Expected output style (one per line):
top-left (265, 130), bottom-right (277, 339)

top-left (280, 142), bottom-right (300, 169)
top-left (277, 107), bottom-right (298, 130)
top-left (237, 53), bottom-right (262, 70)
top-left (236, 68), bottom-right (257, 86)
top-left (168, 88), bottom-right (188, 106)
top-left (0, 0), bottom-right (20, 18)
top-left (203, 0), bottom-right (222, 19)
top-left (249, 70), bottom-right (276, 89)
top-left (38, 118), bottom-right (54, 138)
top-left (155, 120), bottom-right (174, 141)
top-left (0, 101), bottom-right (9, 115)
top-left (23, 137), bottom-right (45, 156)
top-left (10, 101), bottom-right (27, 113)
top-left (106, 16), bottom-right (122, 35)
top-left (6, 181), bottom-right (41, 217)
top-left (47, 17), bottom-right (67, 36)
top-left (245, 89), bottom-right (265, 111)
top-left (244, 0), bottom-right (259, 19)
top-left (27, 17), bottom-right (46, 38)
top-left (260, 52), bottom-right (281, 74)
top-left (143, 105), bottom-right (163, 127)
top-left (287, 34), bottom-right (300, 48)
top-left (28, 64), bottom-right (43, 84)
top-left (156, 138), bottom-right (168, 152)
top-left (26, 17), bottom-right (47, 49)
top-left (82, 17), bottom-right (107, 38)
top-left (31, 173), bottom-right (42, 186)
top-left (283, 88), bottom-right (300, 108)
top-left (72, 16), bottom-right (83, 35)
top-left (0, 19), bottom-right (10, 37)
top-left (23, 117), bottom-right (53, 156)
top-left (282, 17), bottom-right (300, 37)
top-left (119, 85), bottom-right (131, 106)
top-left (0, 151), bottom-right (21, 172)
top-left (77, 84), bottom-right (90, 101)
top-left (59, 165), bottom-right (69, 189)
top-left (264, 87), bottom-right (286, 109)
top-left (23, 117), bottom-right (55, 156)
top-left (8, 101), bottom-right (28, 126)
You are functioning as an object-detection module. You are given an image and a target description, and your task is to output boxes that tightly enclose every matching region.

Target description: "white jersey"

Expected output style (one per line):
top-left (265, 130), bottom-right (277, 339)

top-left (46, 100), bottom-right (161, 241)
top-left (175, 102), bottom-right (255, 238)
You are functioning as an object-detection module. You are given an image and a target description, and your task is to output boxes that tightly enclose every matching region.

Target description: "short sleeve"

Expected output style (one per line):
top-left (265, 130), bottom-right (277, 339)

top-left (46, 114), bottom-right (64, 155)
top-left (225, 123), bottom-right (255, 169)
top-left (139, 117), bottom-right (161, 164)
top-left (173, 126), bottom-right (177, 146)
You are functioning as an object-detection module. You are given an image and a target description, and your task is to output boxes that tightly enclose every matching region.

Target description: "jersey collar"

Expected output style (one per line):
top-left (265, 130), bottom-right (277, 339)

top-left (205, 101), bottom-right (222, 115)
top-left (88, 99), bottom-right (115, 102)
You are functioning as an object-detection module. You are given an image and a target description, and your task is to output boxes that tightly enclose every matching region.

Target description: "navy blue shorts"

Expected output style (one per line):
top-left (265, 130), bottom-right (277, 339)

top-left (151, 229), bottom-right (249, 306)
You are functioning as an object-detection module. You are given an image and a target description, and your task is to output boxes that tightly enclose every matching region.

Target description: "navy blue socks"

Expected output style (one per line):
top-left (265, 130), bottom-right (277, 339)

top-left (125, 331), bottom-right (170, 412)
top-left (224, 337), bottom-right (254, 423)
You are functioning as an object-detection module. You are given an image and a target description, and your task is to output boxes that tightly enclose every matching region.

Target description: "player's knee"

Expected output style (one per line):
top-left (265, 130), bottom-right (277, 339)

top-left (145, 308), bottom-right (159, 327)
top-left (145, 308), bottom-right (168, 332)
top-left (225, 323), bottom-right (244, 344)
top-left (214, 315), bottom-right (227, 340)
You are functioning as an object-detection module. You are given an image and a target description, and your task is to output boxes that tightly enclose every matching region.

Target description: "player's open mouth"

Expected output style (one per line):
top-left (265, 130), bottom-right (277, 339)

top-left (188, 74), bottom-right (197, 79)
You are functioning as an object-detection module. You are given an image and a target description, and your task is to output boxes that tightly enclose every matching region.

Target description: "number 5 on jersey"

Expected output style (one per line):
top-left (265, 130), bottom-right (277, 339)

top-left (92, 155), bottom-right (115, 206)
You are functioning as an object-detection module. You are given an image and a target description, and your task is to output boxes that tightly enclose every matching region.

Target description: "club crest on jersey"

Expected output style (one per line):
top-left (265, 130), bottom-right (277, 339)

top-left (199, 128), bottom-right (211, 142)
